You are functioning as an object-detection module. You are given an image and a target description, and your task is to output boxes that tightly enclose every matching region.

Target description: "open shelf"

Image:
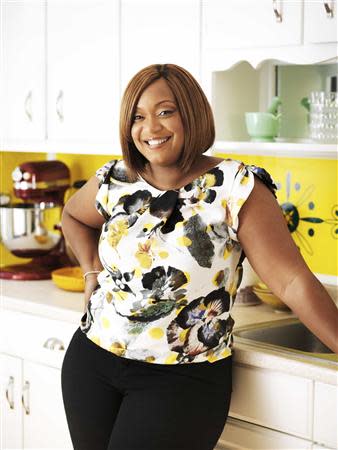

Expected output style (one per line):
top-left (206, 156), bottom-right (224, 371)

top-left (212, 140), bottom-right (337, 159)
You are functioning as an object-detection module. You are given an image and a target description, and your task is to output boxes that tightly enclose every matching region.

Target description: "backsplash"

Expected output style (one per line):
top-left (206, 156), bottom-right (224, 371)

top-left (216, 152), bottom-right (337, 279)
top-left (1, 151), bottom-right (337, 279)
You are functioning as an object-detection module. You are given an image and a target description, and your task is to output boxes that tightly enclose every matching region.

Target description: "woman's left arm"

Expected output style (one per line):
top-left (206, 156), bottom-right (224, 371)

top-left (237, 176), bottom-right (338, 353)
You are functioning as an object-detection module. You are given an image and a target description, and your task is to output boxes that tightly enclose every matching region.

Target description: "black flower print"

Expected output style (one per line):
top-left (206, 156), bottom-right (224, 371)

top-left (124, 266), bottom-right (188, 322)
top-left (246, 165), bottom-right (277, 197)
top-left (182, 214), bottom-right (215, 268)
top-left (149, 191), bottom-right (185, 234)
top-left (103, 265), bottom-right (136, 300)
top-left (167, 288), bottom-right (234, 359)
top-left (184, 167), bottom-right (224, 204)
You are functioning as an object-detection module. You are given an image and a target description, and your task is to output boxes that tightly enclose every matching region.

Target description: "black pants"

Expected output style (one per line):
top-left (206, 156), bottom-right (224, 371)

top-left (61, 327), bottom-right (232, 450)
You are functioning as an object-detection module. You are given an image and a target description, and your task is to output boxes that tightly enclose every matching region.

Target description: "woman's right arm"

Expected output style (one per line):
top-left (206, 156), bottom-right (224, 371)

top-left (61, 176), bottom-right (106, 307)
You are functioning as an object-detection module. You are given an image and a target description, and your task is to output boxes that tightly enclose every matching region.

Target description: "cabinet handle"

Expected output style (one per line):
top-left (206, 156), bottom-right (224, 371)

top-left (56, 90), bottom-right (64, 122)
top-left (21, 381), bottom-right (30, 415)
top-left (24, 90), bottom-right (32, 121)
top-left (43, 337), bottom-right (65, 351)
top-left (5, 376), bottom-right (15, 409)
top-left (272, 0), bottom-right (283, 22)
top-left (323, 1), bottom-right (334, 18)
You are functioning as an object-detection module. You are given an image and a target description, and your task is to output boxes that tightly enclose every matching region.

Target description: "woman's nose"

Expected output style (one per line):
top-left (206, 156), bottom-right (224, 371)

top-left (144, 116), bottom-right (162, 134)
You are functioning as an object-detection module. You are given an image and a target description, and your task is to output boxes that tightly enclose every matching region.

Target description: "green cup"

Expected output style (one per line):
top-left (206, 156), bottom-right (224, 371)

top-left (245, 112), bottom-right (281, 142)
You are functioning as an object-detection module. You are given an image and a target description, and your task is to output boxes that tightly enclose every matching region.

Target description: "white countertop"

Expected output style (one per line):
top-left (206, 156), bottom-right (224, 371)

top-left (1, 279), bottom-right (337, 384)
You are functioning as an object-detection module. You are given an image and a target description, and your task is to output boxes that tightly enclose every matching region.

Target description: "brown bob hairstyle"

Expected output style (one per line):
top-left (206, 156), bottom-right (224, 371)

top-left (119, 63), bottom-right (215, 181)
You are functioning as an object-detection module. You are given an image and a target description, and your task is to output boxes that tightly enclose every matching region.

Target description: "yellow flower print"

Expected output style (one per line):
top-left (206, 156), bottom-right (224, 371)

top-left (109, 341), bottom-right (126, 357)
top-left (148, 327), bottom-right (164, 339)
top-left (204, 173), bottom-right (217, 188)
top-left (165, 352), bottom-right (178, 364)
top-left (177, 236), bottom-right (192, 247)
top-left (107, 218), bottom-right (129, 249)
top-left (135, 241), bottom-right (153, 269)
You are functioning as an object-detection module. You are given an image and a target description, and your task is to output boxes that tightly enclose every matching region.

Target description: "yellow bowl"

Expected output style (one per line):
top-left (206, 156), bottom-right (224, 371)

top-left (51, 266), bottom-right (85, 292)
top-left (252, 286), bottom-right (290, 311)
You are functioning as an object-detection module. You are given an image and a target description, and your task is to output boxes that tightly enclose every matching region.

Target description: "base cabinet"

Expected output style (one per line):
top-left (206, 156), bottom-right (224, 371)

top-left (0, 310), bottom-right (76, 450)
top-left (215, 363), bottom-right (337, 450)
top-left (0, 354), bottom-right (72, 450)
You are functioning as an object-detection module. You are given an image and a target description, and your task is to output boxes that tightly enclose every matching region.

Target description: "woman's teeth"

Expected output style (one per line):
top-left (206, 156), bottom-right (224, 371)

top-left (146, 137), bottom-right (170, 147)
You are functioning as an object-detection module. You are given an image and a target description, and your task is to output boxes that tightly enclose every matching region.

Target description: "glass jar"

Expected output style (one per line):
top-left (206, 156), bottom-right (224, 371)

top-left (308, 91), bottom-right (338, 143)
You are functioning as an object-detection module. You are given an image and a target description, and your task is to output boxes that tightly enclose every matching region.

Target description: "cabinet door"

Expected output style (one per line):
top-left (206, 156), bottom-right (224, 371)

top-left (313, 382), bottom-right (337, 449)
top-left (0, 354), bottom-right (23, 449)
top-left (23, 361), bottom-right (72, 449)
top-left (203, 0), bottom-right (302, 50)
top-left (120, 0), bottom-right (201, 92)
top-left (217, 417), bottom-right (313, 449)
top-left (229, 364), bottom-right (313, 439)
top-left (47, 0), bottom-right (120, 147)
top-left (1, 0), bottom-right (45, 141)
top-left (304, 0), bottom-right (338, 44)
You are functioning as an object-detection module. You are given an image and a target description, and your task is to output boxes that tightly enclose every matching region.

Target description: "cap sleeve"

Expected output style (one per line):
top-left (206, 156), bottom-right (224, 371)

top-left (224, 160), bottom-right (277, 241)
top-left (94, 160), bottom-right (116, 220)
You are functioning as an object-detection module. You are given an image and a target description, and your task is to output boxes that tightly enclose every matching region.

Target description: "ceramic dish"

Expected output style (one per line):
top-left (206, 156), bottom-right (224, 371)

top-left (51, 266), bottom-right (85, 292)
top-left (252, 284), bottom-right (290, 311)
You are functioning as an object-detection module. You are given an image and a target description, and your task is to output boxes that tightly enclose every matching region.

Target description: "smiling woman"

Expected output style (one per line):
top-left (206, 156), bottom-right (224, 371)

top-left (130, 79), bottom-right (185, 174)
top-left (60, 63), bottom-right (338, 450)
top-left (120, 64), bottom-right (215, 186)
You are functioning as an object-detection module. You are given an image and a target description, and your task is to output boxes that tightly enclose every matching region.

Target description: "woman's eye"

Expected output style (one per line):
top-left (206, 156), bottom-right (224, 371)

top-left (159, 109), bottom-right (174, 117)
top-left (133, 114), bottom-right (143, 121)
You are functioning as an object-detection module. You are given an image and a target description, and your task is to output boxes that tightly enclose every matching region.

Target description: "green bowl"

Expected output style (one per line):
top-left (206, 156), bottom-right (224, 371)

top-left (245, 112), bottom-right (281, 142)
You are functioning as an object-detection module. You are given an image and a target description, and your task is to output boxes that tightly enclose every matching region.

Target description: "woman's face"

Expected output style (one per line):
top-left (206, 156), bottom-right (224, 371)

top-left (131, 78), bottom-right (185, 169)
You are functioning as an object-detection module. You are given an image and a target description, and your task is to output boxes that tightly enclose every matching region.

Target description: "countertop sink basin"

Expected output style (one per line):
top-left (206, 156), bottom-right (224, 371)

top-left (234, 318), bottom-right (337, 365)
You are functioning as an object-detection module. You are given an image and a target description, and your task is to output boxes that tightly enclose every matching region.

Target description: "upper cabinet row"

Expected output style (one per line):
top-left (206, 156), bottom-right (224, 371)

top-left (1, 0), bottom-right (337, 154)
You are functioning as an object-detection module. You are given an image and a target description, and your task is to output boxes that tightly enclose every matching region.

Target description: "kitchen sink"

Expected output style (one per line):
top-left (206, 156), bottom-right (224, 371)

top-left (233, 318), bottom-right (338, 365)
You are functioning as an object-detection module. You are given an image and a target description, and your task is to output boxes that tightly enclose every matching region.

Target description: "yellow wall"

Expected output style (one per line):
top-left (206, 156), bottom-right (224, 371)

top-left (1, 151), bottom-right (337, 277)
top-left (216, 152), bottom-right (338, 277)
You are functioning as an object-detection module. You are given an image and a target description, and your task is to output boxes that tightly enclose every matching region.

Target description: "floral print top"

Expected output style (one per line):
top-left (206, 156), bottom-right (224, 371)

top-left (80, 158), bottom-right (276, 364)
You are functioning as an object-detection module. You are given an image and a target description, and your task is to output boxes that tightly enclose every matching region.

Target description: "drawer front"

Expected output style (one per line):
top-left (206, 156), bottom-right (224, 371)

top-left (217, 417), bottom-right (313, 449)
top-left (229, 364), bottom-right (313, 439)
top-left (1, 310), bottom-right (78, 369)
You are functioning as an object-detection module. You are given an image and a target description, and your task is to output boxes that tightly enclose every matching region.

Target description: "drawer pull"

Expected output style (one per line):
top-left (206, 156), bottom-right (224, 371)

top-left (5, 376), bottom-right (14, 409)
top-left (21, 381), bottom-right (30, 415)
top-left (272, 0), bottom-right (282, 22)
top-left (323, 1), bottom-right (334, 18)
top-left (43, 337), bottom-right (65, 351)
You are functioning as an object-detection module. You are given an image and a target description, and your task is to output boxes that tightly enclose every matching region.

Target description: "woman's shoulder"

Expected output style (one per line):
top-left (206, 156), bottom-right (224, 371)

top-left (208, 157), bottom-right (277, 196)
top-left (96, 158), bottom-right (130, 186)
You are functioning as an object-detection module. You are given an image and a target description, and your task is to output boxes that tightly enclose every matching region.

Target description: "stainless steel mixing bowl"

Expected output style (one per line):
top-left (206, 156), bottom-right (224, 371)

top-left (0, 203), bottom-right (62, 257)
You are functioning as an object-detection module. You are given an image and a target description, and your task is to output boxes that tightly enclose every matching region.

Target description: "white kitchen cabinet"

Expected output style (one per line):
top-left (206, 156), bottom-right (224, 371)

top-left (1, 0), bottom-right (45, 141)
top-left (22, 361), bottom-right (72, 449)
top-left (217, 417), bottom-right (313, 449)
top-left (0, 310), bottom-right (75, 449)
top-left (0, 354), bottom-right (23, 449)
top-left (304, 0), bottom-right (337, 44)
top-left (229, 363), bottom-right (314, 440)
top-left (47, 0), bottom-right (120, 148)
top-left (313, 381), bottom-right (338, 449)
top-left (203, 0), bottom-right (302, 50)
top-left (120, 0), bottom-right (201, 93)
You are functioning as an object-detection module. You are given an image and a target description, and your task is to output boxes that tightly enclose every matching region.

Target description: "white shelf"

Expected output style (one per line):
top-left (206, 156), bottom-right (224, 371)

top-left (213, 140), bottom-right (338, 159)
top-left (1, 139), bottom-right (121, 155)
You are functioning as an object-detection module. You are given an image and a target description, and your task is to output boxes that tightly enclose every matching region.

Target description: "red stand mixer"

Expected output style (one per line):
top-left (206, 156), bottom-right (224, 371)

top-left (0, 160), bottom-right (76, 280)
